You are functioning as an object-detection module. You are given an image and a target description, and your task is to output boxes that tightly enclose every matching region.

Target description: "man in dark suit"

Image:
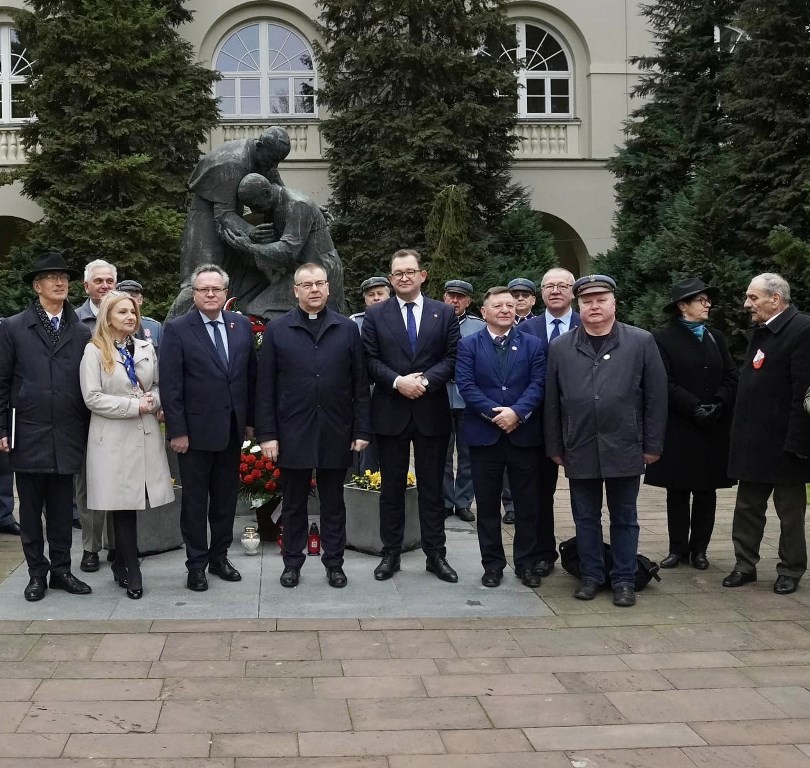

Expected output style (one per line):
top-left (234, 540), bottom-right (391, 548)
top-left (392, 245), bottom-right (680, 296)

top-left (456, 286), bottom-right (546, 588)
top-left (362, 249), bottom-right (460, 582)
top-left (256, 263), bottom-right (371, 589)
top-left (160, 263), bottom-right (257, 591)
top-left (520, 267), bottom-right (580, 575)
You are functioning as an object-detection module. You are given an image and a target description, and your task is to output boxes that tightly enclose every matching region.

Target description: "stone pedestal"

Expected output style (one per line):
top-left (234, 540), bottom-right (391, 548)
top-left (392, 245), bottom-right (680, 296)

top-left (344, 484), bottom-right (420, 555)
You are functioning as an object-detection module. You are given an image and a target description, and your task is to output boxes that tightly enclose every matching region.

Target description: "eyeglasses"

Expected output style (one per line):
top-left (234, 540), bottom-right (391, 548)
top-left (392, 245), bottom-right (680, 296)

top-left (542, 283), bottom-right (573, 292)
top-left (193, 287), bottom-right (226, 294)
top-left (690, 296), bottom-right (712, 306)
top-left (295, 280), bottom-right (328, 291)
top-left (390, 269), bottom-right (421, 280)
top-left (36, 272), bottom-right (70, 282)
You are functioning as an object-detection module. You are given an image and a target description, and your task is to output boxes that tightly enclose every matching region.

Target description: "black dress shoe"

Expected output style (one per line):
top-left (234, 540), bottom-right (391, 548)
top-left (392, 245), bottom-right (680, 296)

top-left (114, 576), bottom-right (128, 589)
top-left (481, 570), bottom-right (503, 587)
top-left (426, 555), bottom-right (458, 583)
top-left (574, 579), bottom-right (600, 601)
top-left (280, 566), bottom-right (300, 588)
top-left (126, 587), bottom-right (144, 600)
top-left (327, 567), bottom-right (347, 588)
top-left (208, 558), bottom-right (242, 582)
top-left (49, 572), bottom-right (92, 595)
top-left (72, 518), bottom-right (82, 530)
top-left (374, 553), bottom-right (401, 581)
top-left (0, 520), bottom-right (20, 535)
top-left (187, 568), bottom-right (208, 591)
top-left (613, 584), bottom-right (636, 607)
top-left (532, 560), bottom-right (554, 578)
top-left (24, 575), bottom-right (47, 602)
top-left (774, 575), bottom-right (799, 595)
top-left (80, 550), bottom-right (99, 573)
top-left (690, 552), bottom-right (710, 570)
top-left (722, 570), bottom-right (756, 588)
top-left (444, 507), bottom-right (454, 519)
top-left (660, 553), bottom-right (687, 569)
top-left (520, 569), bottom-right (541, 588)
top-left (106, 548), bottom-right (116, 563)
top-left (502, 510), bottom-right (515, 525)
top-left (455, 507), bottom-right (475, 522)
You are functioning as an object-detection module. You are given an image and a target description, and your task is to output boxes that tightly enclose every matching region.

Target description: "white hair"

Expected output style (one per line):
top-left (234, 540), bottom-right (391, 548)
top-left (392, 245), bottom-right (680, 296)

top-left (84, 259), bottom-right (117, 282)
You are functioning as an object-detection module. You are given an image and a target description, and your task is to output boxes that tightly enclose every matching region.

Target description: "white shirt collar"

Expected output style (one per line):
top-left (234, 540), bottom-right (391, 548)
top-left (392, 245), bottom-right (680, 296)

top-left (396, 294), bottom-right (424, 310)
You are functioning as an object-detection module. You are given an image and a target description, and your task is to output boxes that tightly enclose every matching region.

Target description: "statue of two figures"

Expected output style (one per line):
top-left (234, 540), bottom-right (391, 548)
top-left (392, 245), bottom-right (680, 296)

top-left (167, 126), bottom-right (344, 321)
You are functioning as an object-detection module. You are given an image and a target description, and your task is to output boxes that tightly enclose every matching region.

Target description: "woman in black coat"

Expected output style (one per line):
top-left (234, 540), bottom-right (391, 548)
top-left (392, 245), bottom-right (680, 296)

top-left (644, 278), bottom-right (738, 570)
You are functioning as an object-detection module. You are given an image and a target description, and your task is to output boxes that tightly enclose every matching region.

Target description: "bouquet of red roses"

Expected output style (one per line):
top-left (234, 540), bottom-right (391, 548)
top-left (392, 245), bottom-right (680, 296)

top-left (238, 439), bottom-right (282, 508)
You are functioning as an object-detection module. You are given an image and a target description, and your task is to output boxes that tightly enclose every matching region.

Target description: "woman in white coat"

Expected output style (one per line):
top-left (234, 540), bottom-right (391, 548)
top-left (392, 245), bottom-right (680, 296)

top-left (80, 293), bottom-right (174, 598)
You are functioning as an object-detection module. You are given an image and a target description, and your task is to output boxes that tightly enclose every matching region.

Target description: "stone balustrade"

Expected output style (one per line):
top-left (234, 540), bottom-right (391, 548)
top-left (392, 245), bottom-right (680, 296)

top-left (0, 126), bottom-right (25, 165)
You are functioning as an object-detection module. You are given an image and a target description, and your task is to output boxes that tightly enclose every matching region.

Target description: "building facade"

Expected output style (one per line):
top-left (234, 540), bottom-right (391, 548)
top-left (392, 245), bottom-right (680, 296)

top-left (0, 1), bottom-right (652, 275)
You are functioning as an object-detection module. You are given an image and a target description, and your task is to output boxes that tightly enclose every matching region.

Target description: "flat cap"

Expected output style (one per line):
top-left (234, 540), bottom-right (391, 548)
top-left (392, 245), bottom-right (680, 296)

top-left (116, 279), bottom-right (144, 293)
top-left (507, 278), bottom-right (537, 293)
top-left (573, 274), bottom-right (617, 298)
top-left (444, 279), bottom-right (473, 297)
top-left (360, 276), bottom-right (391, 293)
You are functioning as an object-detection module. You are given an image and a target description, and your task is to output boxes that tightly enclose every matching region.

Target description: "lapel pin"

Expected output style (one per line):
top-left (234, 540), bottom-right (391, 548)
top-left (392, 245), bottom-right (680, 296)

top-left (603, 354), bottom-right (611, 360)
top-left (511, 346), bottom-right (518, 351)
top-left (433, 313), bottom-right (438, 318)
top-left (228, 322), bottom-right (235, 329)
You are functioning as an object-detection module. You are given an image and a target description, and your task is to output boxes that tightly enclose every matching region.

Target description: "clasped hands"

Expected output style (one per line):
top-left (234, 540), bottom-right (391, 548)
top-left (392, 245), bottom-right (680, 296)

top-left (396, 372), bottom-right (426, 399)
top-left (488, 406), bottom-right (520, 433)
top-left (259, 438), bottom-right (369, 462)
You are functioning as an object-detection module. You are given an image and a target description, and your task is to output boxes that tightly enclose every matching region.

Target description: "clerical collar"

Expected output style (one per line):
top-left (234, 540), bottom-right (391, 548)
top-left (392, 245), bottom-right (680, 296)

top-left (298, 306), bottom-right (327, 321)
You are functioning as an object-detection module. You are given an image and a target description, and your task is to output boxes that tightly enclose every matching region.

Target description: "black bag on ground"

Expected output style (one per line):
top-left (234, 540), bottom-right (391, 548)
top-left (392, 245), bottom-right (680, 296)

top-left (558, 536), bottom-right (661, 591)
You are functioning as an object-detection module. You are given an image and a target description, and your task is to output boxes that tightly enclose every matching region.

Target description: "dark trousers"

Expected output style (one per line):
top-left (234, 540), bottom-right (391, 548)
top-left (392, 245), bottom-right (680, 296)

top-left (536, 455), bottom-right (560, 562)
top-left (281, 467), bottom-right (346, 569)
top-left (111, 509), bottom-right (141, 590)
top-left (470, 436), bottom-right (541, 572)
top-left (666, 488), bottom-right (716, 556)
top-left (16, 472), bottom-right (74, 578)
top-left (0, 454), bottom-right (14, 526)
top-left (177, 421), bottom-right (241, 571)
top-left (443, 409), bottom-right (474, 511)
top-left (731, 480), bottom-right (807, 579)
top-left (377, 420), bottom-right (450, 557)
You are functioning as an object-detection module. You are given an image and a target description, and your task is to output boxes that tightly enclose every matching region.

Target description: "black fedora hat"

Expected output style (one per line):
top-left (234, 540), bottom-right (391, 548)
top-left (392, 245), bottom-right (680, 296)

top-left (664, 278), bottom-right (719, 312)
top-left (22, 250), bottom-right (82, 283)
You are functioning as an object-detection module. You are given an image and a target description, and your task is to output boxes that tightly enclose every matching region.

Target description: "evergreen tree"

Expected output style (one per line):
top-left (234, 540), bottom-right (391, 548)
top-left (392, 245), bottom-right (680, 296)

top-left (314, 0), bottom-right (522, 297)
top-left (0, 0), bottom-right (220, 318)
top-left (424, 184), bottom-right (473, 298)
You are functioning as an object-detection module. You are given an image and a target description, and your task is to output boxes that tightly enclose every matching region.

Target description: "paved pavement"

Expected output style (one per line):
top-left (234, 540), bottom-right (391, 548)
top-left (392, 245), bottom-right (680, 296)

top-left (1, 481), bottom-right (809, 767)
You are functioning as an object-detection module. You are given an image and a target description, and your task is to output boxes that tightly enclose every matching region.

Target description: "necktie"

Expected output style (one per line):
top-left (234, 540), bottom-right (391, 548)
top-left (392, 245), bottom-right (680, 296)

top-left (405, 302), bottom-right (417, 353)
top-left (549, 318), bottom-right (562, 342)
top-left (494, 334), bottom-right (508, 347)
top-left (209, 320), bottom-right (228, 367)
top-left (50, 316), bottom-right (59, 332)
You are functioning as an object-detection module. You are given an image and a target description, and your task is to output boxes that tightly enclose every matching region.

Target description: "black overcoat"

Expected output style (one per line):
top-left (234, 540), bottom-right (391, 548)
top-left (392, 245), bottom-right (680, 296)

top-left (0, 302), bottom-right (91, 474)
top-left (728, 305), bottom-right (810, 484)
top-left (644, 321), bottom-right (738, 490)
top-left (255, 308), bottom-right (372, 469)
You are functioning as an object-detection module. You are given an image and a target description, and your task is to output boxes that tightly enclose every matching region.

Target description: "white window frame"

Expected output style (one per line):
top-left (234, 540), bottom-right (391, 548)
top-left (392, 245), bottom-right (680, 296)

top-left (0, 25), bottom-right (33, 124)
top-left (213, 21), bottom-right (317, 119)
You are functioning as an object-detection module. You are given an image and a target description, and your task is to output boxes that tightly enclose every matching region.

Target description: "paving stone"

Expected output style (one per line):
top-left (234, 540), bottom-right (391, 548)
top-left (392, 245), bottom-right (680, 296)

top-left (509, 628), bottom-right (616, 656)
top-left (238, 758), bottom-right (387, 768)
top-left (314, 675), bottom-right (425, 698)
top-left (563, 747), bottom-right (698, 767)
top-left (732, 650), bottom-right (810, 666)
top-left (17, 701), bottom-right (161, 733)
top-left (157, 698), bottom-right (351, 733)
top-left (62, 733), bottom-right (212, 758)
top-left (109, 760), bottom-right (233, 767)
top-left (388, 754), bottom-right (572, 768)
top-left (554, 670), bottom-right (672, 693)
top-left (33, 678), bottom-right (163, 700)
top-left (0, 621), bottom-right (30, 633)
top-left (299, 729), bottom-right (444, 756)
top-left (247, 660), bottom-right (342, 678)
top-left (359, 619), bottom-right (424, 630)
top-left (0, 701), bottom-right (33, 731)
top-left (0, 660), bottom-right (58, 678)
top-left (620, 651), bottom-right (741, 670)
top-left (348, 696), bottom-right (489, 731)
top-left (594, 626), bottom-right (679, 654)
top-left (277, 619), bottom-right (360, 631)
top-left (439, 728), bottom-right (533, 753)
top-left (0, 734), bottom-right (67, 757)
top-left (690, 718), bottom-right (810, 745)
top-left (480, 692), bottom-right (626, 728)
top-left (211, 733), bottom-right (298, 757)
top-left (150, 619), bottom-right (276, 633)
top-left (27, 634), bottom-right (105, 662)
top-left (740, 665), bottom-right (810, 686)
top-left (0, 633), bottom-right (40, 660)
top-left (659, 667), bottom-right (755, 689)
top-left (231, 632), bottom-right (321, 661)
top-left (683, 744), bottom-right (810, 767)
top-left (92, 633), bottom-right (167, 662)
top-left (444, 629), bottom-right (524, 658)
top-left (161, 676), bottom-right (311, 700)
top-left (422, 673), bottom-right (565, 697)
top-left (383, 630), bottom-right (457, 659)
top-left (746, 621), bottom-right (810, 650)
top-left (150, 660), bottom-right (246, 678)
top-left (0, 677), bottom-right (39, 699)
top-left (341, 659), bottom-right (439, 677)
top-left (564, 609), bottom-right (744, 628)
top-left (433, 658), bottom-right (510, 675)
top-left (27, 620), bottom-right (152, 635)
top-left (756, 686), bottom-right (810, 717)
top-left (506, 655), bottom-right (630, 674)
top-left (606, 688), bottom-right (787, 723)
top-left (799, 744), bottom-right (810, 758)
top-left (53, 662), bottom-right (152, 679)
top-left (160, 632), bottom-right (233, 660)
top-left (656, 623), bottom-right (769, 652)
top-left (0, 760), bottom-right (115, 768)
top-left (319, 631), bottom-right (390, 660)
top-left (523, 722), bottom-right (705, 751)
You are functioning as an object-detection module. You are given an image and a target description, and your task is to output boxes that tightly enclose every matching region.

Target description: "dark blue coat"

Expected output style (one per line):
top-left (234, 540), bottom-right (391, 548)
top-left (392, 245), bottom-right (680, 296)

top-left (255, 308), bottom-right (372, 468)
top-left (159, 309), bottom-right (257, 452)
top-left (455, 327), bottom-right (546, 448)
top-left (521, 310), bottom-right (581, 352)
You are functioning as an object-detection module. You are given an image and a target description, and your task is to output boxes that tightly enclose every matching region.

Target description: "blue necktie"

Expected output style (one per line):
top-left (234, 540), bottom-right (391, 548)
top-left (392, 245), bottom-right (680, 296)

top-left (209, 320), bottom-right (228, 367)
top-left (405, 302), bottom-right (417, 353)
top-left (50, 316), bottom-right (59, 331)
top-left (549, 318), bottom-right (562, 342)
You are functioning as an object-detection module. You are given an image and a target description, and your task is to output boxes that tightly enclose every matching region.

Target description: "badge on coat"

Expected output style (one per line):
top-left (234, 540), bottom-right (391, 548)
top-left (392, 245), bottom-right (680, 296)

top-left (752, 348), bottom-right (765, 369)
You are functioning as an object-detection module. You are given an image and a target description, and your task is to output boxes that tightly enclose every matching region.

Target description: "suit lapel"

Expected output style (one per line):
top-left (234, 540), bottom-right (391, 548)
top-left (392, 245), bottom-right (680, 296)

top-left (504, 332), bottom-right (519, 381)
top-left (384, 299), bottom-right (413, 359)
top-left (478, 330), bottom-right (503, 383)
top-left (191, 313), bottom-right (228, 374)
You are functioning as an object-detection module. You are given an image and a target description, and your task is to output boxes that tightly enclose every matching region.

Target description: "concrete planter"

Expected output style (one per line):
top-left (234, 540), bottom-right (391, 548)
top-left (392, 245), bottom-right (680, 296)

top-left (344, 484), bottom-right (420, 556)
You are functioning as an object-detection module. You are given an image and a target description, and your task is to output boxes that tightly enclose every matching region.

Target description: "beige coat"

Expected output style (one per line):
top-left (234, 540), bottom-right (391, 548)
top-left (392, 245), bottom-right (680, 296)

top-left (80, 340), bottom-right (175, 511)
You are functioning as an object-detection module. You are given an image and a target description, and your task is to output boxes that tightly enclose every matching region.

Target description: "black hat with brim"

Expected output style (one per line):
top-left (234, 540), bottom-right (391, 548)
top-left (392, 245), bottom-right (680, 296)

top-left (22, 250), bottom-right (82, 283)
top-left (663, 278), bottom-right (719, 312)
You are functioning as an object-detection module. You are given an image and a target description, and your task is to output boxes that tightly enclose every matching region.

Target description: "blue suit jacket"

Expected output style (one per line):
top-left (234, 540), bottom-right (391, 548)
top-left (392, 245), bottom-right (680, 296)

top-left (159, 309), bottom-right (257, 452)
top-left (455, 327), bottom-right (546, 447)
top-left (521, 310), bottom-right (581, 354)
top-left (362, 295), bottom-right (459, 436)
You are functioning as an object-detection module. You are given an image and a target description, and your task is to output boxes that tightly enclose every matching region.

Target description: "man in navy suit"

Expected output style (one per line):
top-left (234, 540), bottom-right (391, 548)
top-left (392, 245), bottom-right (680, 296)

top-left (521, 267), bottom-right (579, 575)
top-left (456, 287), bottom-right (546, 588)
top-left (362, 249), bottom-right (460, 582)
top-left (160, 264), bottom-right (257, 591)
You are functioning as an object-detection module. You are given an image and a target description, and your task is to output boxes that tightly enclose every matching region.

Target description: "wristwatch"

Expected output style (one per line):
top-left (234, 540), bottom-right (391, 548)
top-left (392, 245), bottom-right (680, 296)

top-left (419, 376), bottom-right (429, 388)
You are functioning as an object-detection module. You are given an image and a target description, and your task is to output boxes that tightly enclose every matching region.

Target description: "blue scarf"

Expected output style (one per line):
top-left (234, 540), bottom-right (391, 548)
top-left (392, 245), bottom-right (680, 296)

top-left (115, 339), bottom-right (139, 388)
top-left (679, 318), bottom-right (705, 341)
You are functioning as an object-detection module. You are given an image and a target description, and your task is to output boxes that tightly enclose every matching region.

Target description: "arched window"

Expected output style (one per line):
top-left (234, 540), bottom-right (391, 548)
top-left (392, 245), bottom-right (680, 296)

top-left (214, 22), bottom-right (316, 118)
top-left (715, 25), bottom-right (748, 54)
top-left (492, 22), bottom-right (573, 118)
top-left (0, 26), bottom-right (33, 123)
